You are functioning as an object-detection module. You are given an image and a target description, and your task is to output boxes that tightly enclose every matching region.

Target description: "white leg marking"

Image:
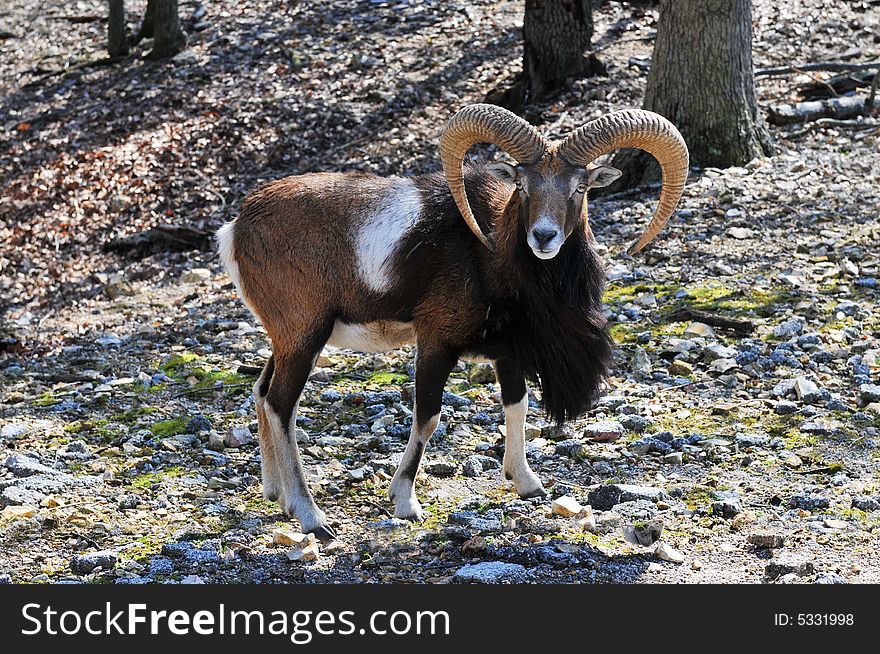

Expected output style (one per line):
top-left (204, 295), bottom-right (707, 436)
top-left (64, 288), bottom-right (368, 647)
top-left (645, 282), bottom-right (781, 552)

top-left (255, 400), bottom-right (282, 502)
top-left (355, 179), bottom-right (422, 292)
top-left (502, 394), bottom-right (545, 498)
top-left (253, 371), bottom-right (283, 502)
top-left (263, 404), bottom-right (326, 533)
top-left (389, 407), bottom-right (439, 522)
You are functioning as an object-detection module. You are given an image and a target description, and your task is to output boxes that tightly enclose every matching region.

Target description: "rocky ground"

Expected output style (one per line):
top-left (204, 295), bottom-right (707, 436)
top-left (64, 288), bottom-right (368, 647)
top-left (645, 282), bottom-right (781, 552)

top-left (1, 0), bottom-right (879, 584)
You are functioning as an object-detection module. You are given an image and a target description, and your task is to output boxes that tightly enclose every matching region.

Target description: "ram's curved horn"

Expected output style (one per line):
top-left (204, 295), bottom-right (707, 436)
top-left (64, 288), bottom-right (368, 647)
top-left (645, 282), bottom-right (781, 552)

top-left (557, 110), bottom-right (689, 255)
top-left (440, 104), bottom-right (550, 250)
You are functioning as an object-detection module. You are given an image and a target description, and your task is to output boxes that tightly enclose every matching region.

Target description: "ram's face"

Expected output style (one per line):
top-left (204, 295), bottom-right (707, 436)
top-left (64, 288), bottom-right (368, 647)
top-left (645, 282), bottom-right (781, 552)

top-left (488, 158), bottom-right (621, 260)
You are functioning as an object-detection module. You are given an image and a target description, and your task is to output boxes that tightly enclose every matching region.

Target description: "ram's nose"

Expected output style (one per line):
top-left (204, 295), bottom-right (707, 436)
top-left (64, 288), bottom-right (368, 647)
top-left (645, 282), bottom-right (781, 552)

top-left (531, 227), bottom-right (558, 250)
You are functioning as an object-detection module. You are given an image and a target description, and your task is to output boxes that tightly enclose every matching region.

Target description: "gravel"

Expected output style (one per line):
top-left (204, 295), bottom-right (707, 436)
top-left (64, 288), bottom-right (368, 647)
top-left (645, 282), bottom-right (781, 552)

top-left (453, 562), bottom-right (529, 584)
top-left (789, 494), bottom-right (831, 511)
top-left (70, 551), bottom-right (118, 574)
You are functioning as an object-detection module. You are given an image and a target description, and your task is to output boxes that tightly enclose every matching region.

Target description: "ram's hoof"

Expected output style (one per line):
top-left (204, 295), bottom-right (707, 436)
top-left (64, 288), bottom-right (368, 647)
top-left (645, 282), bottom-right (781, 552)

top-left (519, 485), bottom-right (548, 499)
top-left (311, 524), bottom-right (337, 542)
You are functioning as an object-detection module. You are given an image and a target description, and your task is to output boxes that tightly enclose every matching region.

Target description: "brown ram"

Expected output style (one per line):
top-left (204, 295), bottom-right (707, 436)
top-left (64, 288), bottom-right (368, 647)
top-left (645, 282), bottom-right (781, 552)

top-left (217, 104), bottom-right (688, 539)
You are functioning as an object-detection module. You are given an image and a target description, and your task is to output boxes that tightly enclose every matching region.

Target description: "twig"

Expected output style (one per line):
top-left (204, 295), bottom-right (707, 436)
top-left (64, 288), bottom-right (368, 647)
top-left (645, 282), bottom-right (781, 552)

top-left (657, 381), bottom-right (696, 394)
top-left (298, 135), bottom-right (371, 173)
top-left (190, 169), bottom-right (228, 211)
top-left (32, 55), bottom-right (129, 79)
top-left (784, 118), bottom-right (879, 140)
top-left (173, 382), bottom-right (253, 398)
top-left (592, 34), bottom-right (655, 54)
top-left (868, 70), bottom-right (880, 111)
top-left (756, 60), bottom-right (880, 77)
top-left (32, 372), bottom-right (100, 383)
top-left (668, 309), bottom-right (756, 334)
top-left (794, 466), bottom-right (844, 475)
top-left (365, 501), bottom-right (393, 517)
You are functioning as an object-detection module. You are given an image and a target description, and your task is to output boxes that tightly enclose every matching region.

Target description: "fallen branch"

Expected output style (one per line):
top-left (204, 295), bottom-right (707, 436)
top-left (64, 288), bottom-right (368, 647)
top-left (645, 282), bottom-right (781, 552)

top-left (104, 225), bottom-right (213, 257)
top-left (668, 309), bottom-right (756, 334)
top-left (783, 118), bottom-right (880, 139)
top-left (33, 373), bottom-right (102, 384)
top-left (797, 70), bottom-right (875, 101)
top-left (55, 15), bottom-right (104, 23)
top-left (767, 94), bottom-right (879, 125)
top-left (756, 60), bottom-right (880, 77)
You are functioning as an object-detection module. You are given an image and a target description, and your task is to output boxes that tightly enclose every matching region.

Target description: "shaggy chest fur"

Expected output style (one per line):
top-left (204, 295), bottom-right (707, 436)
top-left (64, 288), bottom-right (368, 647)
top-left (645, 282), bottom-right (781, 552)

top-left (462, 229), bottom-right (613, 424)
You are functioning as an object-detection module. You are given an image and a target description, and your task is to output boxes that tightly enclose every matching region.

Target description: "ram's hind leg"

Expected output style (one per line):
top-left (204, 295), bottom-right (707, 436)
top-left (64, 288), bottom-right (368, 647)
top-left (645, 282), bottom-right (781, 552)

top-left (254, 356), bottom-right (282, 502)
top-left (264, 324), bottom-right (336, 541)
top-left (495, 358), bottom-right (546, 498)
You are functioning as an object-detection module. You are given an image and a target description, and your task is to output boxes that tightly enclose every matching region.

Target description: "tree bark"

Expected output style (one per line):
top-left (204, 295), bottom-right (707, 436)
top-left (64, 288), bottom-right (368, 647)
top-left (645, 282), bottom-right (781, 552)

top-left (612, 0), bottom-right (773, 187)
top-left (146, 0), bottom-right (187, 60)
top-left (523, 0), bottom-right (599, 102)
top-left (134, 0), bottom-right (155, 44)
top-left (108, 0), bottom-right (129, 56)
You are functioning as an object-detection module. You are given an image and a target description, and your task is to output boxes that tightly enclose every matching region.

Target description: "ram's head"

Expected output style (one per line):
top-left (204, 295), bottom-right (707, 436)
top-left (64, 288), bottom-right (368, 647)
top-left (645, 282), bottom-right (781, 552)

top-left (439, 104), bottom-right (689, 259)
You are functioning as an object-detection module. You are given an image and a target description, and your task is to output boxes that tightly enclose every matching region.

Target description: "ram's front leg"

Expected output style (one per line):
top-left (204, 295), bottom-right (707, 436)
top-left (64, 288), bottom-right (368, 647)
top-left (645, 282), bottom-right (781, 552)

top-left (495, 358), bottom-right (546, 498)
top-left (389, 348), bottom-right (458, 521)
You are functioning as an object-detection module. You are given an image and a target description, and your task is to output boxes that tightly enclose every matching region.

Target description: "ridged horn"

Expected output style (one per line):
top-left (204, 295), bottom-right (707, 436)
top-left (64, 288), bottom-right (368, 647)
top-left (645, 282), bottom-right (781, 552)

top-left (557, 110), bottom-right (689, 255)
top-left (440, 103), bottom-right (549, 250)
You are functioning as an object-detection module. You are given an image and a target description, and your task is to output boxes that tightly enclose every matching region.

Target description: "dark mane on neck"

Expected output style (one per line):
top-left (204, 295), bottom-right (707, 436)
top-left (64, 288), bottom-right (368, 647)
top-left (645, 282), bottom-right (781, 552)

top-left (490, 196), bottom-right (613, 424)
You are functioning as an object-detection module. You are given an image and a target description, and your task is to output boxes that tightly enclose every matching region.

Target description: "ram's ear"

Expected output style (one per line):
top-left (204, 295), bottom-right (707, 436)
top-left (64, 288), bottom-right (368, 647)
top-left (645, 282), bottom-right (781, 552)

top-left (587, 165), bottom-right (622, 189)
top-left (486, 162), bottom-right (518, 185)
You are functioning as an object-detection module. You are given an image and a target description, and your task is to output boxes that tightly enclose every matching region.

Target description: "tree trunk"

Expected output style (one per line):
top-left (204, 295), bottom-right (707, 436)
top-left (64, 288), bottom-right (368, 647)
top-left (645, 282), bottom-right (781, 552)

top-left (523, 0), bottom-right (599, 102)
top-left (108, 0), bottom-right (129, 56)
top-left (612, 0), bottom-right (774, 187)
top-left (146, 0), bottom-right (187, 60)
top-left (134, 0), bottom-right (155, 44)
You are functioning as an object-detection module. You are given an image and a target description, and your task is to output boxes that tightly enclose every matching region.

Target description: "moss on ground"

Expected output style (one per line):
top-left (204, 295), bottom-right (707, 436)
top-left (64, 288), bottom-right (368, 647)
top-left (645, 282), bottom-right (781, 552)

top-left (34, 391), bottom-right (60, 407)
top-left (160, 352), bottom-right (201, 376)
top-left (127, 466), bottom-right (188, 490)
top-left (76, 418), bottom-right (126, 444)
top-left (149, 418), bottom-right (189, 438)
top-left (120, 406), bottom-right (160, 425)
top-left (367, 370), bottom-right (409, 386)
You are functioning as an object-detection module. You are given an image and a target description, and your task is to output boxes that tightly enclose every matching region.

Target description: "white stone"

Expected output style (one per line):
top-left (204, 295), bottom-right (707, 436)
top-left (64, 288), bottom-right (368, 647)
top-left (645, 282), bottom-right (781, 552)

top-left (683, 322), bottom-right (715, 339)
top-left (655, 542), bottom-right (686, 563)
top-left (225, 425), bottom-right (253, 448)
top-left (552, 495), bottom-right (585, 518)
top-left (273, 529), bottom-right (307, 546)
top-left (576, 506), bottom-right (598, 533)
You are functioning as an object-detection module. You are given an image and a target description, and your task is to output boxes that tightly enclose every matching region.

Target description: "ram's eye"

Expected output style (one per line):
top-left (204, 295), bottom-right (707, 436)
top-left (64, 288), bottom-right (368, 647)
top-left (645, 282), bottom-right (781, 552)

top-left (575, 183), bottom-right (588, 195)
top-left (515, 180), bottom-right (524, 191)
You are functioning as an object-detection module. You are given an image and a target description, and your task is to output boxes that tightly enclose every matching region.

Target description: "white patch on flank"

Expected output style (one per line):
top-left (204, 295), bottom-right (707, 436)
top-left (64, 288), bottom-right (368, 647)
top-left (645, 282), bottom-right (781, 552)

top-left (327, 320), bottom-right (415, 352)
top-left (215, 221), bottom-right (258, 316)
top-left (356, 179), bottom-right (422, 292)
